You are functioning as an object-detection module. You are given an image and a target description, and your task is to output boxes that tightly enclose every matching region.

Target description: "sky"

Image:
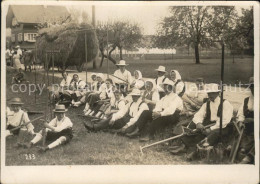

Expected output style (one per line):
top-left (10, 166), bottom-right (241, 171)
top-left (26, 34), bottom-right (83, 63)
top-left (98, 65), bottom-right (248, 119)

top-left (68, 5), bottom-right (171, 35)
top-left (67, 5), bottom-right (249, 35)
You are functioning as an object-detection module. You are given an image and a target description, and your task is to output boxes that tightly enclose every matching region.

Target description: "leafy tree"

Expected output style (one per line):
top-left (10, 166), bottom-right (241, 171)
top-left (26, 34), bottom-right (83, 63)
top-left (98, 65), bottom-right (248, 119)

top-left (155, 6), bottom-right (237, 64)
top-left (96, 20), bottom-right (143, 67)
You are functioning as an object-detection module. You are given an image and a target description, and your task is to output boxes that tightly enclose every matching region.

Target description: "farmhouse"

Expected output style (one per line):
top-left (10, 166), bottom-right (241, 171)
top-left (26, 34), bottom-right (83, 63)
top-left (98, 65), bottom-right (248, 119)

top-left (6, 5), bottom-right (70, 49)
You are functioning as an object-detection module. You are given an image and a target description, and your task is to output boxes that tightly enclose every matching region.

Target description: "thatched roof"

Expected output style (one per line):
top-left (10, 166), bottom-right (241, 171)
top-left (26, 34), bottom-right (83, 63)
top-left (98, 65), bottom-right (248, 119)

top-left (36, 22), bottom-right (99, 69)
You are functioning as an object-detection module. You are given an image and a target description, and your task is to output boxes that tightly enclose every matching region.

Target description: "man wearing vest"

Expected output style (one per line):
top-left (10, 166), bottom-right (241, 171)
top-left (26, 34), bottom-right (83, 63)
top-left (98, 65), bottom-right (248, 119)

top-left (63, 74), bottom-right (86, 103)
top-left (140, 78), bottom-right (183, 142)
top-left (124, 80), bottom-right (160, 137)
top-left (237, 77), bottom-right (254, 164)
top-left (154, 66), bottom-right (168, 99)
top-left (172, 83), bottom-right (233, 160)
top-left (84, 89), bottom-right (148, 132)
top-left (113, 60), bottom-right (133, 95)
top-left (84, 89), bottom-right (127, 131)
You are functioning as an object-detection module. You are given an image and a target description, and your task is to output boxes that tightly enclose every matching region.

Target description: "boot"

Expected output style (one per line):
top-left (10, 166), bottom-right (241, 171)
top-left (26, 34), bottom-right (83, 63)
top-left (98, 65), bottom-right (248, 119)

top-left (89, 111), bottom-right (95, 116)
top-left (84, 122), bottom-right (95, 131)
top-left (126, 127), bottom-right (140, 138)
top-left (95, 111), bottom-right (102, 118)
top-left (84, 109), bottom-right (92, 116)
top-left (169, 144), bottom-right (186, 154)
top-left (84, 103), bottom-right (90, 112)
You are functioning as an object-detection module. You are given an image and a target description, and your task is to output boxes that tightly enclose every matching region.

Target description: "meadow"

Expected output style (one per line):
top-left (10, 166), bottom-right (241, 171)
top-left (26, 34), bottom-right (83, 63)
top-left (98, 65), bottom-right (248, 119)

top-left (5, 56), bottom-right (254, 165)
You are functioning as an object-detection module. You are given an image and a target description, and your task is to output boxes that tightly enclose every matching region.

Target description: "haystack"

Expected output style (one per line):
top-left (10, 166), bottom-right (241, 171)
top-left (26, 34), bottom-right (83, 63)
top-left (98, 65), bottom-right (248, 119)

top-left (36, 22), bottom-right (99, 71)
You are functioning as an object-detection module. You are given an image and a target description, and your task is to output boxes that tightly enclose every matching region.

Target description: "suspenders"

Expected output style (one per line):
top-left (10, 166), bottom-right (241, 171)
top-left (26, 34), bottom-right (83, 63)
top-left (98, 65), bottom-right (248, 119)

top-left (129, 101), bottom-right (144, 117)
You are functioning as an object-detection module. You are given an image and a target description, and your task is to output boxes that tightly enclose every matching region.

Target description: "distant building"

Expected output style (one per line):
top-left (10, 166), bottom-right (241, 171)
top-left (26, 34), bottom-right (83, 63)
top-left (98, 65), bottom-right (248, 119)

top-left (6, 5), bottom-right (70, 49)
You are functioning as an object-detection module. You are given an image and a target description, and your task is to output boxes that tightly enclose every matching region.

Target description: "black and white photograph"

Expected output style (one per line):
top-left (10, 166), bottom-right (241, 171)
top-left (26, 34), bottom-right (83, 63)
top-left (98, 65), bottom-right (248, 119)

top-left (1, 1), bottom-right (259, 183)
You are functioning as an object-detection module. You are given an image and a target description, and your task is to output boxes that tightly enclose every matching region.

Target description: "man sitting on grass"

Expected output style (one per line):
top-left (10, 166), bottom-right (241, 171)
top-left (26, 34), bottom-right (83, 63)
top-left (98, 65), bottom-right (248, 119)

top-left (6, 98), bottom-right (35, 146)
top-left (170, 84), bottom-right (234, 160)
top-left (237, 77), bottom-right (254, 164)
top-left (139, 78), bottom-right (183, 142)
top-left (25, 104), bottom-right (73, 152)
top-left (84, 89), bottom-right (148, 133)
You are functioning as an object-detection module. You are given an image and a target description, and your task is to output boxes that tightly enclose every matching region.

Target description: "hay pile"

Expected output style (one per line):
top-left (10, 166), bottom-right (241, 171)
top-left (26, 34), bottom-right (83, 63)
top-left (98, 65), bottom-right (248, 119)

top-left (36, 22), bottom-right (99, 70)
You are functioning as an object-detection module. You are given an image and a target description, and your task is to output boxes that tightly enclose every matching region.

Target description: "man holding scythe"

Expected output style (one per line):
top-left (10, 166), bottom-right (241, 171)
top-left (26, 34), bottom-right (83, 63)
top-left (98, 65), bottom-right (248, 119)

top-left (112, 60), bottom-right (133, 95)
top-left (170, 84), bottom-right (234, 160)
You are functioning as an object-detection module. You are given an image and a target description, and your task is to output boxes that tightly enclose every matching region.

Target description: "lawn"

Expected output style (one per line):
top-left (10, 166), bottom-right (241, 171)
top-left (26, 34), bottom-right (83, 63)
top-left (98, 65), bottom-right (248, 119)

top-left (4, 56), bottom-right (254, 165)
top-left (87, 57), bottom-right (254, 85)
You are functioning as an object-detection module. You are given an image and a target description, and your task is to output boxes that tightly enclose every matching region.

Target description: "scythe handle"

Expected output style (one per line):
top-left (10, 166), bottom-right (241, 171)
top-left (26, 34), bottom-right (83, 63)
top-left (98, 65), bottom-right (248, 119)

top-left (9, 115), bottom-right (45, 132)
top-left (109, 74), bottom-right (129, 84)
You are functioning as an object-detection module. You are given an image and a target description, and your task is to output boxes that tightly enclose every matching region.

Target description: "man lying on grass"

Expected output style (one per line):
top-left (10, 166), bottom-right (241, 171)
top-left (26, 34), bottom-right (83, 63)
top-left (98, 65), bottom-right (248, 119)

top-left (25, 104), bottom-right (73, 152)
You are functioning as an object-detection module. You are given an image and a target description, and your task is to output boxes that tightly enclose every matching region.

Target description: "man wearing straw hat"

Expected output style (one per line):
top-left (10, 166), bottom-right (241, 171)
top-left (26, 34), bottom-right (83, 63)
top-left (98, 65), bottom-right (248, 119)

top-left (6, 98), bottom-right (35, 146)
top-left (140, 78), bottom-right (183, 142)
top-left (154, 65), bottom-right (168, 99)
top-left (25, 104), bottom-right (73, 152)
top-left (172, 83), bottom-right (233, 160)
top-left (113, 60), bottom-right (133, 94)
top-left (84, 89), bottom-right (149, 133)
top-left (237, 77), bottom-right (254, 164)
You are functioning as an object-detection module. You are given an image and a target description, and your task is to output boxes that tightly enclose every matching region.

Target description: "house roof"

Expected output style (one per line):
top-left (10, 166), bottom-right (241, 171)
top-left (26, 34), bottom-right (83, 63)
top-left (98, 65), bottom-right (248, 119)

top-left (6, 5), bottom-right (70, 26)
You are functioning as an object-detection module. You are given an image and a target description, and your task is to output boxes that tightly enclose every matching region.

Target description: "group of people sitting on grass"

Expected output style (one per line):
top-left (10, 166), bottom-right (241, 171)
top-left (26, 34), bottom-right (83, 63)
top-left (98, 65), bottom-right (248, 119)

top-left (6, 60), bottom-right (255, 164)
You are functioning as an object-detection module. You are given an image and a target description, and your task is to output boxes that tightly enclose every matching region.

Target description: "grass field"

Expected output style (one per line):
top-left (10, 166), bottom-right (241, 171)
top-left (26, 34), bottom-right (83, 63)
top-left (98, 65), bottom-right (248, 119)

top-left (4, 56), bottom-right (254, 165)
top-left (88, 57), bottom-right (254, 85)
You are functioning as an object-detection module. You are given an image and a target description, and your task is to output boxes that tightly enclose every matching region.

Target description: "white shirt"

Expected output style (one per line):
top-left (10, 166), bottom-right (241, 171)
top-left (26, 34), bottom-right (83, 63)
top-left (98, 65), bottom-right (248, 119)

top-left (155, 75), bottom-right (167, 92)
top-left (124, 98), bottom-right (149, 128)
top-left (48, 116), bottom-right (73, 132)
top-left (193, 97), bottom-right (233, 130)
top-left (237, 94), bottom-right (254, 122)
top-left (131, 79), bottom-right (145, 89)
top-left (154, 92), bottom-right (183, 116)
top-left (184, 88), bottom-right (208, 107)
top-left (173, 80), bottom-right (185, 95)
top-left (113, 69), bottom-right (133, 84)
top-left (100, 85), bottom-right (114, 100)
top-left (111, 97), bottom-right (128, 121)
top-left (17, 48), bottom-right (23, 57)
top-left (143, 89), bottom-right (160, 102)
top-left (7, 109), bottom-right (34, 133)
top-left (60, 76), bottom-right (72, 88)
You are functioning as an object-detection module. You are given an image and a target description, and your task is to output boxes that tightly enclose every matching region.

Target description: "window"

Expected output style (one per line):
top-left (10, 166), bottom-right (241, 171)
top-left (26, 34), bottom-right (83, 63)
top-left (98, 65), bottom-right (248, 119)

top-left (18, 33), bottom-right (23, 42)
top-left (24, 33), bottom-right (38, 42)
top-left (11, 34), bottom-right (15, 42)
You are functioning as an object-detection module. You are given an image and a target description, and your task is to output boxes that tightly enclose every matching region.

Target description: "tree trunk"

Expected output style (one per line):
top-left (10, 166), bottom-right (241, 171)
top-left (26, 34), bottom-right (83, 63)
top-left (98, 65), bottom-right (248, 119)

top-left (194, 43), bottom-right (200, 64)
top-left (93, 59), bottom-right (97, 69)
top-left (119, 47), bottom-right (123, 60)
top-left (99, 55), bottom-right (104, 68)
top-left (108, 46), bottom-right (117, 65)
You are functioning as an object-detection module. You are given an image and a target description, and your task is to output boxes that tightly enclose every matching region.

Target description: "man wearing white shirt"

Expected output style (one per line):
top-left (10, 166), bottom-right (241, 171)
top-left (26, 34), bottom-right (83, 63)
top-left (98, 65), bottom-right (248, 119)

top-left (84, 89), bottom-right (149, 133)
top-left (113, 60), bottom-right (133, 94)
top-left (237, 77), bottom-right (254, 164)
top-left (154, 66), bottom-right (168, 99)
top-left (140, 79), bottom-right (183, 142)
top-left (16, 45), bottom-right (23, 58)
top-left (176, 83), bottom-right (233, 159)
top-left (26, 105), bottom-right (73, 152)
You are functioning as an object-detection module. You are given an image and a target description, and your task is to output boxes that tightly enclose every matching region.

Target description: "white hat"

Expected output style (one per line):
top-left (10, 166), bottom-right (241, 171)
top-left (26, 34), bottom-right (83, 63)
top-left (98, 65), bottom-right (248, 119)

top-left (16, 45), bottom-right (20, 48)
top-left (204, 83), bottom-right (221, 93)
top-left (96, 73), bottom-right (104, 80)
top-left (129, 89), bottom-right (142, 96)
top-left (155, 66), bottom-right (166, 73)
top-left (161, 78), bottom-right (174, 87)
top-left (116, 60), bottom-right (129, 66)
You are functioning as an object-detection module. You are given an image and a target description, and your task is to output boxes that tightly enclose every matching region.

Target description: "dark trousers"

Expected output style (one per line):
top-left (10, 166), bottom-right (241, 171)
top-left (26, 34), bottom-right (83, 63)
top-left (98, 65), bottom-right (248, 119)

top-left (135, 110), bottom-right (153, 130)
top-left (7, 125), bottom-right (20, 135)
top-left (181, 121), bottom-right (232, 149)
top-left (46, 128), bottom-right (73, 143)
top-left (147, 112), bottom-right (180, 137)
top-left (159, 91), bottom-right (165, 99)
top-left (94, 115), bottom-right (131, 130)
